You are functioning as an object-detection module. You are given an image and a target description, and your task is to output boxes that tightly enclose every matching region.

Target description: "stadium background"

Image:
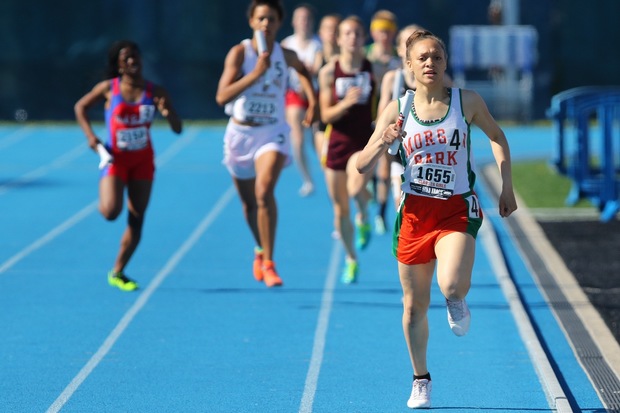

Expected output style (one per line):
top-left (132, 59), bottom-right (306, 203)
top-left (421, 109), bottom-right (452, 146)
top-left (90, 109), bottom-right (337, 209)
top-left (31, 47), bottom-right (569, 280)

top-left (1, 0), bottom-right (618, 121)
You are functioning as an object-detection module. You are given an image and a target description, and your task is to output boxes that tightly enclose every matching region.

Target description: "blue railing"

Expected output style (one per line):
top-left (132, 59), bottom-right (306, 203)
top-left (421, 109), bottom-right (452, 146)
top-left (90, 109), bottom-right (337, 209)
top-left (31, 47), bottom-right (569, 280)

top-left (547, 86), bottom-right (620, 222)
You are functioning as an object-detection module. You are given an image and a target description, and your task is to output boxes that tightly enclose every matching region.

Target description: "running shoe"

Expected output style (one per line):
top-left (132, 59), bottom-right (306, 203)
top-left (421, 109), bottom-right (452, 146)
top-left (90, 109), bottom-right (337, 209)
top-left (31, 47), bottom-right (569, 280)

top-left (407, 379), bottom-right (432, 409)
top-left (446, 298), bottom-right (471, 336)
top-left (299, 181), bottom-right (314, 197)
top-left (253, 247), bottom-right (264, 282)
top-left (374, 215), bottom-right (386, 235)
top-left (262, 260), bottom-right (283, 287)
top-left (108, 270), bottom-right (139, 291)
top-left (341, 258), bottom-right (358, 284)
top-left (355, 220), bottom-right (372, 250)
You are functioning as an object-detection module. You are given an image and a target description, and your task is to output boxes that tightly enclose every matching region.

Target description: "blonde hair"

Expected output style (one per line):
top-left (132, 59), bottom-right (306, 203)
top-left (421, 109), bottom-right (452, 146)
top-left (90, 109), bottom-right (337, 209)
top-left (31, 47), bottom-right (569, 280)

top-left (370, 9), bottom-right (397, 33)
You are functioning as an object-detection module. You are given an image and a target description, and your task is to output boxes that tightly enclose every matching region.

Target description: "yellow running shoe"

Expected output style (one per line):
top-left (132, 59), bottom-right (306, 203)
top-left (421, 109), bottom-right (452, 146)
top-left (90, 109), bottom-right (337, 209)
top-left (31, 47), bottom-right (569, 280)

top-left (108, 270), bottom-right (139, 291)
top-left (341, 258), bottom-right (358, 284)
top-left (355, 220), bottom-right (372, 250)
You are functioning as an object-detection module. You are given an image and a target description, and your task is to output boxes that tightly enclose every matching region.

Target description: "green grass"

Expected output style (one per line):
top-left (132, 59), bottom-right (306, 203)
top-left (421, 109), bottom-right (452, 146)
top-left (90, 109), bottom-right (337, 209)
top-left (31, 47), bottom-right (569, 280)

top-left (511, 160), bottom-right (593, 208)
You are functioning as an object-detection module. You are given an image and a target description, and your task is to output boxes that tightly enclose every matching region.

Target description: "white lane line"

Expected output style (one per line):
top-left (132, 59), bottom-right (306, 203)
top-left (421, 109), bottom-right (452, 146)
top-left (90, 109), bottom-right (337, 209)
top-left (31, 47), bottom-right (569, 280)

top-left (0, 125), bottom-right (34, 150)
top-left (45, 185), bottom-right (236, 413)
top-left (0, 126), bottom-right (197, 196)
top-left (479, 220), bottom-right (571, 413)
top-left (0, 201), bottom-right (98, 274)
top-left (0, 129), bottom-right (199, 275)
top-left (298, 240), bottom-right (342, 413)
top-left (0, 144), bottom-right (88, 196)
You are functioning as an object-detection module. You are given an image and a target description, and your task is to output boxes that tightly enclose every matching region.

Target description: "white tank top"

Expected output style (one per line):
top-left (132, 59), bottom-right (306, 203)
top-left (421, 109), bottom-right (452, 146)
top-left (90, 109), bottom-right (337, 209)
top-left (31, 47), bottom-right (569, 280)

top-left (225, 39), bottom-right (288, 125)
top-left (281, 34), bottom-right (321, 92)
top-left (399, 88), bottom-right (476, 200)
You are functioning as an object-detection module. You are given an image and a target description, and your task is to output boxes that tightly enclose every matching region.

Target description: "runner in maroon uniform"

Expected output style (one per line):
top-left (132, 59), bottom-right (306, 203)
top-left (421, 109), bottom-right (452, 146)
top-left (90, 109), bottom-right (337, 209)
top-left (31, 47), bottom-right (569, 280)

top-left (318, 15), bottom-right (376, 284)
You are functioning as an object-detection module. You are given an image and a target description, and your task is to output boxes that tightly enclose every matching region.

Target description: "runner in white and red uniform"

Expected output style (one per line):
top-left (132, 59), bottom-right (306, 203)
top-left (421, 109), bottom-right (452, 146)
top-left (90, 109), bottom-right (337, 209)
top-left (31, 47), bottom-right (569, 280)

top-left (281, 4), bottom-right (323, 196)
top-left (357, 29), bottom-right (517, 409)
top-left (394, 87), bottom-right (482, 264)
top-left (75, 40), bottom-right (182, 292)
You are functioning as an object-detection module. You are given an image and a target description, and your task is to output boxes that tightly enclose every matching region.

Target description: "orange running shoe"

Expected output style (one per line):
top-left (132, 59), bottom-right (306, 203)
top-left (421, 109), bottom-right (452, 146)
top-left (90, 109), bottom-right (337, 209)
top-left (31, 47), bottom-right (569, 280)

top-left (253, 247), bottom-right (264, 282)
top-left (262, 260), bottom-right (283, 287)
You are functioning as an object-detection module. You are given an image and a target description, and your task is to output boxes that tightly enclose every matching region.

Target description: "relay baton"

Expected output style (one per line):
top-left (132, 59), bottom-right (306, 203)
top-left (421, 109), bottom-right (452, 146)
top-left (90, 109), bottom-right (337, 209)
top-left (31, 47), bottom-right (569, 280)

top-left (388, 89), bottom-right (414, 155)
top-left (255, 30), bottom-right (267, 54)
top-left (96, 143), bottom-right (113, 170)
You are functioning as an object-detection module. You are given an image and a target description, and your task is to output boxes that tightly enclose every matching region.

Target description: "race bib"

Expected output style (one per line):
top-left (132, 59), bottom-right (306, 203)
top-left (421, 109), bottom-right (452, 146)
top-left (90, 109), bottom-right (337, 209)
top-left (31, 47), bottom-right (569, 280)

top-left (408, 163), bottom-right (456, 200)
top-left (334, 72), bottom-right (372, 103)
top-left (116, 126), bottom-right (148, 150)
top-left (243, 96), bottom-right (278, 125)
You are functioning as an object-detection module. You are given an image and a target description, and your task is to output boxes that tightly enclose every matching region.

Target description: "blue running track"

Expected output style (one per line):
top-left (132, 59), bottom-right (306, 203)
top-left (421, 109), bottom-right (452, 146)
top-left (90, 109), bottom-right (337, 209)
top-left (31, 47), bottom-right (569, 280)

top-left (0, 123), bottom-right (611, 412)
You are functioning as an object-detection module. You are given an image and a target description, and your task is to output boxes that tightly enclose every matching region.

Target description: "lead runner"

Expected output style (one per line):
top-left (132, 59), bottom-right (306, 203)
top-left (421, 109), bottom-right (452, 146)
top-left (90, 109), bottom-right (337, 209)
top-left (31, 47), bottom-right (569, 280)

top-left (215, 0), bottom-right (317, 288)
top-left (356, 29), bottom-right (517, 408)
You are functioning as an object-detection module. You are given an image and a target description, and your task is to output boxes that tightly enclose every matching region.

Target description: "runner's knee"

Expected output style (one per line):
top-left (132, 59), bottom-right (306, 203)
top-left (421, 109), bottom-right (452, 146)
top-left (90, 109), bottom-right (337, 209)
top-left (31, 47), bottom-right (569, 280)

top-left (128, 212), bottom-right (144, 233)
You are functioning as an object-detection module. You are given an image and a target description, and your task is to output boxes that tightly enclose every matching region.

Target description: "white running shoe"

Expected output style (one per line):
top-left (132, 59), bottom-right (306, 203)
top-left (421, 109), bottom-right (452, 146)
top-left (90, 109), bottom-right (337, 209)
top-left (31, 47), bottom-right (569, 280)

top-left (407, 379), bottom-right (432, 409)
top-left (374, 215), bottom-right (386, 235)
top-left (446, 298), bottom-right (471, 336)
top-left (299, 182), bottom-right (314, 197)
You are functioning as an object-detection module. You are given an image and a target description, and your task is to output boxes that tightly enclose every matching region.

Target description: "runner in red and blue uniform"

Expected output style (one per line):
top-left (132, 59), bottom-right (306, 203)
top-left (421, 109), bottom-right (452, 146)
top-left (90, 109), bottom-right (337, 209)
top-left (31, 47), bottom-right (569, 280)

top-left (75, 40), bottom-right (182, 291)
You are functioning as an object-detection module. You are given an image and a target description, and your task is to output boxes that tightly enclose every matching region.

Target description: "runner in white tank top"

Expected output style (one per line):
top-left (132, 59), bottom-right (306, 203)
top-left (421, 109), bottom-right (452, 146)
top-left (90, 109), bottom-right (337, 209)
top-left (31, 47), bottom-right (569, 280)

top-left (280, 4), bottom-right (323, 197)
top-left (216, 0), bottom-right (317, 288)
top-left (356, 29), bottom-right (517, 409)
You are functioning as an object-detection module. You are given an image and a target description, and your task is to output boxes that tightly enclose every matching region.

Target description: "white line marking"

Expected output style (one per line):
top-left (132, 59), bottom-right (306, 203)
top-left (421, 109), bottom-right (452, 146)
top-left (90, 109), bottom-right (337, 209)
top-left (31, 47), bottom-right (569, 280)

top-left (299, 240), bottom-right (342, 413)
top-left (479, 220), bottom-right (571, 412)
top-left (0, 144), bottom-right (88, 196)
top-left (45, 186), bottom-right (236, 413)
top-left (0, 128), bottom-right (199, 275)
top-left (0, 201), bottom-right (98, 274)
top-left (0, 125), bottom-right (34, 150)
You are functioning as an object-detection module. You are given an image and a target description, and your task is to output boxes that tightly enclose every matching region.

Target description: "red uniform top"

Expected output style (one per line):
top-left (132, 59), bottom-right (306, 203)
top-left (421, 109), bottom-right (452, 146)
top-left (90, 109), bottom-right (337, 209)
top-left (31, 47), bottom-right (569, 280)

top-left (104, 77), bottom-right (156, 153)
top-left (102, 77), bottom-right (157, 182)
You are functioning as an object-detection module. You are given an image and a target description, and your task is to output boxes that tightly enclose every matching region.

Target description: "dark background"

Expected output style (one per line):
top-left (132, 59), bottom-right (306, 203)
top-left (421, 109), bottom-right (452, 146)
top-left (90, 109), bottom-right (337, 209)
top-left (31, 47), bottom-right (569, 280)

top-left (1, 0), bottom-right (619, 122)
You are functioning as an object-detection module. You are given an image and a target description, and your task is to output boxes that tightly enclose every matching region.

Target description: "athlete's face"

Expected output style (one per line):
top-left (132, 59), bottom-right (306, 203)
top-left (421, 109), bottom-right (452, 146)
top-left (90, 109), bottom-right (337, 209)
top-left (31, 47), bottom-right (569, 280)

top-left (337, 20), bottom-right (365, 53)
top-left (118, 47), bottom-right (142, 76)
top-left (250, 5), bottom-right (281, 41)
top-left (292, 7), bottom-right (313, 36)
top-left (406, 38), bottom-right (446, 85)
top-left (319, 16), bottom-right (339, 45)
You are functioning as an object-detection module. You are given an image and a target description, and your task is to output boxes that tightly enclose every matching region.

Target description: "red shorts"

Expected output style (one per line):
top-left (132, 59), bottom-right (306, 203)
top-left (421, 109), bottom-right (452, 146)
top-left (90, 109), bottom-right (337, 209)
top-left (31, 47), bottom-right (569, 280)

top-left (285, 90), bottom-right (309, 109)
top-left (101, 147), bottom-right (155, 183)
top-left (393, 192), bottom-right (483, 265)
